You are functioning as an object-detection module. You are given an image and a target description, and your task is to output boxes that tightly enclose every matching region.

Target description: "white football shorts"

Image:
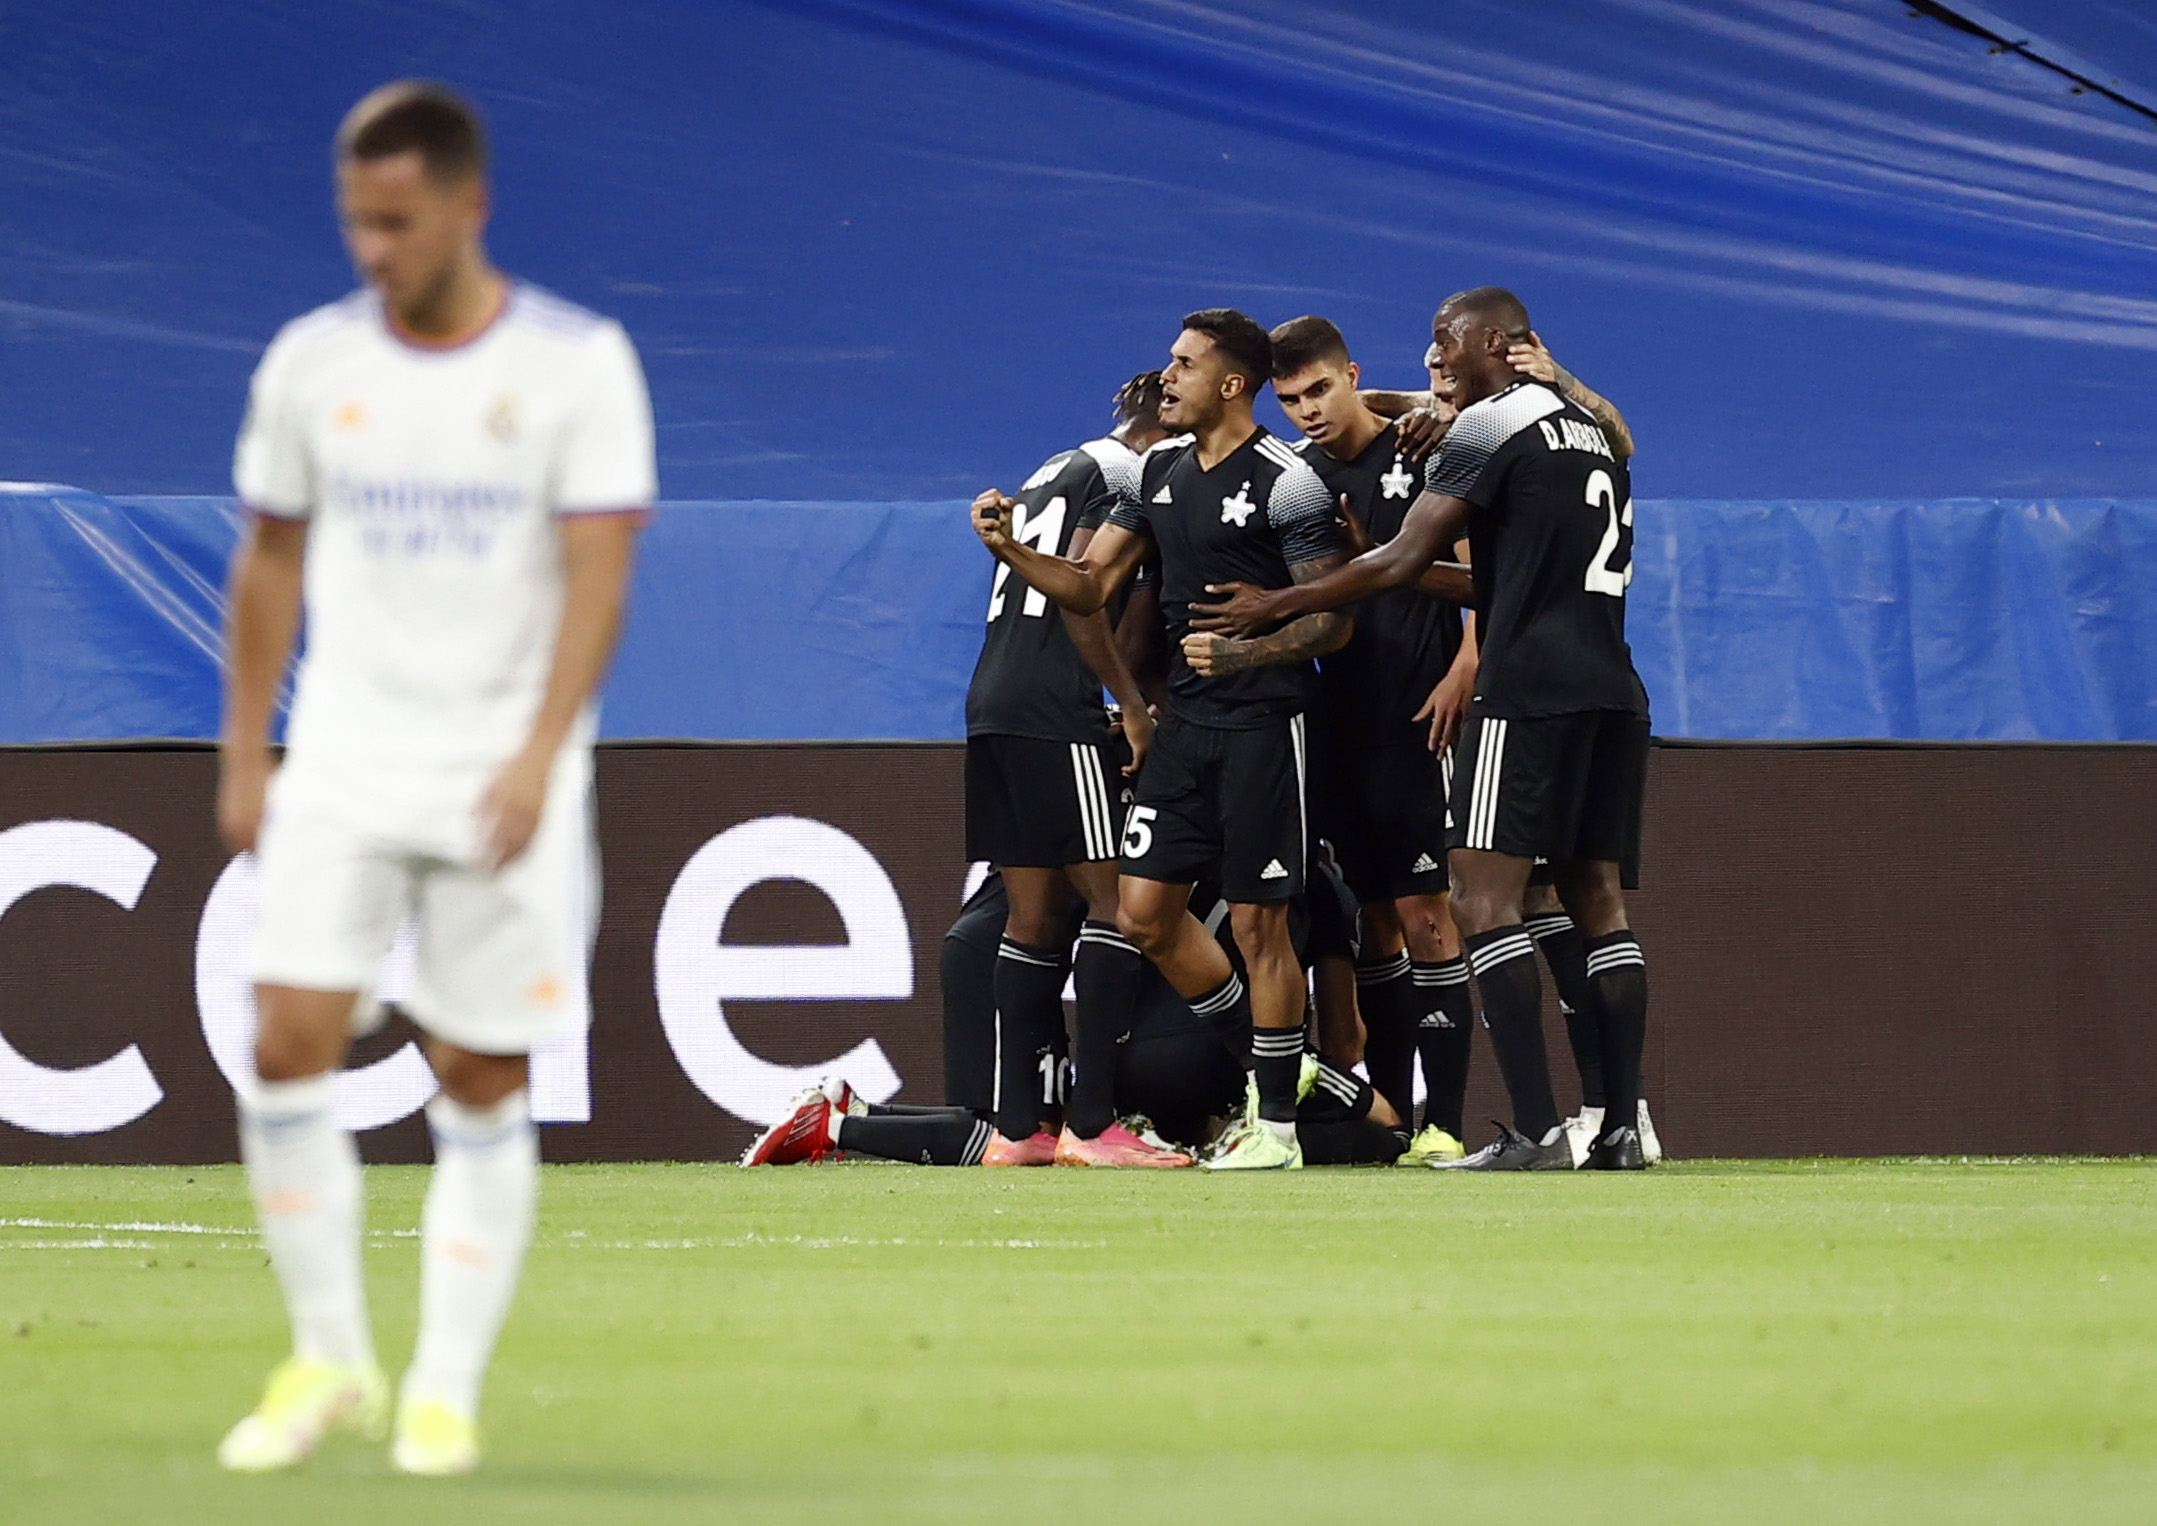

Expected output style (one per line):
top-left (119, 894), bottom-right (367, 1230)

top-left (250, 747), bottom-right (596, 1056)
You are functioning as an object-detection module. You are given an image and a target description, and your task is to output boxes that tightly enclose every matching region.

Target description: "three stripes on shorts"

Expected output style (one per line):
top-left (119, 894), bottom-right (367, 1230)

top-left (1069, 743), bottom-right (1119, 862)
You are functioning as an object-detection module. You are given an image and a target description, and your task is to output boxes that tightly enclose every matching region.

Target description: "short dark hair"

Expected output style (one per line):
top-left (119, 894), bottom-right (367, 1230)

top-left (337, 81), bottom-right (488, 183)
top-left (1267, 316), bottom-right (1351, 379)
top-left (1439, 286), bottom-right (1532, 339)
top-left (1114, 370), bottom-right (1164, 429)
top-left (1181, 308), bottom-right (1273, 387)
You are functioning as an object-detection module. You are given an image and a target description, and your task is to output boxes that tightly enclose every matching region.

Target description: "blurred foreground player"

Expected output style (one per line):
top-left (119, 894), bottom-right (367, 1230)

top-left (963, 376), bottom-right (1172, 1165)
top-left (1197, 287), bottom-right (1652, 1170)
top-left (215, 83), bottom-right (652, 1472)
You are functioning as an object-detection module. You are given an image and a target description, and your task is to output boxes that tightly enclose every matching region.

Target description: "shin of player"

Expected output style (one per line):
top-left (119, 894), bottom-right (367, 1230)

top-left (972, 310), bottom-right (1353, 1169)
top-left (216, 82), bottom-right (653, 1475)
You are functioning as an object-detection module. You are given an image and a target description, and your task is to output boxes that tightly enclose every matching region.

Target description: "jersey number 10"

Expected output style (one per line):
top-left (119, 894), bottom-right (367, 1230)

top-left (1583, 469), bottom-right (1634, 597)
top-left (986, 496), bottom-right (1069, 620)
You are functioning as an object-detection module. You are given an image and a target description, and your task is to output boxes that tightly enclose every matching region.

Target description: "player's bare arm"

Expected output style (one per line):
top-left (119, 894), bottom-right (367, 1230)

top-left (480, 513), bottom-right (641, 869)
top-left (1191, 488), bottom-right (1472, 638)
top-left (1509, 332), bottom-right (1634, 458)
top-left (1114, 577), bottom-right (1169, 714)
top-left (970, 492), bottom-right (1148, 616)
top-left (1061, 524), bottom-right (1155, 773)
top-left (1414, 609), bottom-right (1478, 752)
top-left (216, 516), bottom-right (308, 853)
top-left (1182, 552), bottom-right (1354, 677)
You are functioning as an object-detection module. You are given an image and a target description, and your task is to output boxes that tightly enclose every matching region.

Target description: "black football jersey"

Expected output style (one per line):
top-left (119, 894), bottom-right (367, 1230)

top-left (1297, 424), bottom-right (1464, 748)
top-left (965, 437), bottom-right (1137, 742)
top-left (1423, 380), bottom-right (1649, 720)
top-left (1106, 427), bottom-right (1341, 728)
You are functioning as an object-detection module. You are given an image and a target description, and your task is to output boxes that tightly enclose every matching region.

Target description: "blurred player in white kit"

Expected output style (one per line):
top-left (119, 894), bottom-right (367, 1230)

top-left (213, 82), bottom-right (653, 1475)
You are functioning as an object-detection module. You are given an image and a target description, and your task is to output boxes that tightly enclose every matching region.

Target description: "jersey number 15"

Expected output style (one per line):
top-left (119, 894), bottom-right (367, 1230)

top-left (986, 496), bottom-right (1069, 620)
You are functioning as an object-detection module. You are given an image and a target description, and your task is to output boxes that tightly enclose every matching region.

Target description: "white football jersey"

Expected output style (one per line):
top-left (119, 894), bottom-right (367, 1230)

top-left (234, 284), bottom-right (656, 771)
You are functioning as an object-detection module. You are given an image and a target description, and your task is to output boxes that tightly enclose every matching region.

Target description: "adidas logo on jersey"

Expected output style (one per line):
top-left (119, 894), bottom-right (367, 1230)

top-left (1418, 1012), bottom-right (1457, 1029)
top-left (1220, 482), bottom-right (1255, 526)
top-left (1411, 852), bottom-right (1441, 873)
top-left (1259, 859), bottom-right (1289, 880)
top-left (1152, 484), bottom-right (1173, 504)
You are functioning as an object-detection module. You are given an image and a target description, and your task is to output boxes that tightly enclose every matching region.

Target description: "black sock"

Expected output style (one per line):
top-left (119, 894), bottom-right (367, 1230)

top-left (1353, 951), bottom-right (1417, 1124)
top-left (838, 1110), bottom-right (993, 1166)
top-left (993, 937), bottom-right (1068, 1140)
top-left (1297, 1055), bottom-right (1373, 1122)
top-left (1526, 912), bottom-right (1604, 1110)
top-left (940, 932), bottom-right (998, 1113)
top-left (1068, 921), bottom-right (1144, 1138)
top-left (1411, 956), bottom-right (1474, 1139)
top-left (1251, 1025), bottom-right (1304, 1124)
top-left (1464, 925), bottom-right (1559, 1142)
top-left (1584, 931), bottom-right (1648, 1137)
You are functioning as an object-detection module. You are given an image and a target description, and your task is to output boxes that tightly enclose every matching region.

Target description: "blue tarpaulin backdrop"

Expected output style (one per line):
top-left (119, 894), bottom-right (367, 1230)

top-left (4, 2), bottom-right (2153, 741)
top-left (2, 0), bottom-right (2155, 502)
top-left (6, 487), bottom-right (2155, 744)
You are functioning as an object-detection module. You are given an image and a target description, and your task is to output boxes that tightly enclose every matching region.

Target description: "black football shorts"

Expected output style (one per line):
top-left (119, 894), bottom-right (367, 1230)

top-left (1447, 709), bottom-right (1647, 880)
top-left (1120, 712), bottom-right (1306, 902)
top-left (965, 734), bottom-right (1125, 868)
top-left (1312, 737), bottom-right (1450, 902)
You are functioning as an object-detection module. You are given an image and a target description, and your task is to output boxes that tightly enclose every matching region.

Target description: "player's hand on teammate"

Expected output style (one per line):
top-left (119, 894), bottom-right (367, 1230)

top-left (1333, 493), bottom-right (1373, 556)
top-left (1392, 400), bottom-right (1455, 464)
top-left (1189, 581), bottom-right (1278, 640)
top-left (1180, 631), bottom-right (1246, 677)
top-left (1507, 331), bottom-right (1557, 384)
top-left (970, 490), bottom-right (1016, 551)
top-left (216, 744), bottom-right (276, 854)
top-left (479, 746), bottom-right (552, 869)
top-left (1415, 665), bottom-right (1474, 754)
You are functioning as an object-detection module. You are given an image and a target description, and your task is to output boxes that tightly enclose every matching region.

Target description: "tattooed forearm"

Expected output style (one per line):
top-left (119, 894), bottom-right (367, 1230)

top-left (1550, 364), bottom-right (1635, 459)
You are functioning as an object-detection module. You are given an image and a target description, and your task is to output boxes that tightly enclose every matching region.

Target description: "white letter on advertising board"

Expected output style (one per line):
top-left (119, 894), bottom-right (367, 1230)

top-left (654, 815), bottom-right (907, 1126)
top-left (0, 820), bottom-right (165, 1134)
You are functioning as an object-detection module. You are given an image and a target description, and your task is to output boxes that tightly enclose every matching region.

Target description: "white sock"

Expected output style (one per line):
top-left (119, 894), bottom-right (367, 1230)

top-left (239, 1073), bottom-right (374, 1369)
top-left (404, 1089), bottom-right (538, 1419)
top-left (1261, 1118), bottom-right (1297, 1143)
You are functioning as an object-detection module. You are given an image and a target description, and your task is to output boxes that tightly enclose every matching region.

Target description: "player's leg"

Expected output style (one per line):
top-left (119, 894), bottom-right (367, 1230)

top-left (1433, 714), bottom-right (1571, 1171)
top-left (835, 1106), bottom-right (995, 1166)
top-left (1522, 874), bottom-right (1605, 1160)
top-left (1197, 715), bottom-right (1313, 1167)
top-left (399, 1039), bottom-right (534, 1473)
top-left (969, 737), bottom-right (1085, 1154)
top-left (1397, 890), bottom-right (1473, 1160)
top-left (392, 762), bottom-right (589, 1473)
top-left (220, 784), bottom-right (401, 1472)
top-left (1064, 855), bottom-right (1146, 1145)
top-left (992, 863), bottom-right (1074, 1147)
top-left (941, 870), bottom-right (1006, 1114)
top-left (1113, 719), bottom-right (1245, 1034)
top-left (1555, 712), bottom-right (1653, 1170)
top-left (1298, 1053), bottom-right (1410, 1165)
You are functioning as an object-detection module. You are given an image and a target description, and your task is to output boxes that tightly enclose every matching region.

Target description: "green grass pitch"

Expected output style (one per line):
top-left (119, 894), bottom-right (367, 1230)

top-left (4, 1159), bottom-right (2154, 1523)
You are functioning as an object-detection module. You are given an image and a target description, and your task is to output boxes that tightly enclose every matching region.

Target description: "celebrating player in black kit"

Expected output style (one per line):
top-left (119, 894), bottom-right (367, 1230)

top-left (1267, 316), bottom-right (1479, 1164)
top-left (963, 372), bottom-right (1183, 1167)
top-left (1198, 287), bottom-right (1654, 1171)
top-left (972, 309), bottom-right (1350, 1170)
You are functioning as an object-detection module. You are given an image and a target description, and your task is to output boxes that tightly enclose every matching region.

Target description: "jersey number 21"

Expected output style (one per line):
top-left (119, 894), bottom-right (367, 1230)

top-left (986, 496), bottom-right (1068, 620)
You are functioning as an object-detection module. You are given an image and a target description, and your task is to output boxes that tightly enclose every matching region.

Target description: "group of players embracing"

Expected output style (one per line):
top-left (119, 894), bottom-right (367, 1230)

top-left (746, 289), bottom-right (1662, 1174)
